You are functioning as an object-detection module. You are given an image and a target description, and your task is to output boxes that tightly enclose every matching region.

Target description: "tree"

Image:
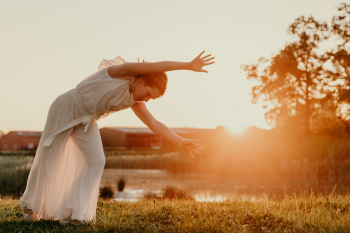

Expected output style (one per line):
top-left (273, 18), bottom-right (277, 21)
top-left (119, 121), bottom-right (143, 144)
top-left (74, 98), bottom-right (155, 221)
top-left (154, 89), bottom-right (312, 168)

top-left (329, 3), bottom-right (350, 123)
top-left (242, 16), bottom-right (332, 136)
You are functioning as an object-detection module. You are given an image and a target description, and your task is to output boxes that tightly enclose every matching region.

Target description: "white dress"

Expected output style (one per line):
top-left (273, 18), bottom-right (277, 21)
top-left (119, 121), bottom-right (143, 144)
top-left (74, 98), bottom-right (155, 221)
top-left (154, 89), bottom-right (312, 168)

top-left (19, 56), bottom-right (136, 221)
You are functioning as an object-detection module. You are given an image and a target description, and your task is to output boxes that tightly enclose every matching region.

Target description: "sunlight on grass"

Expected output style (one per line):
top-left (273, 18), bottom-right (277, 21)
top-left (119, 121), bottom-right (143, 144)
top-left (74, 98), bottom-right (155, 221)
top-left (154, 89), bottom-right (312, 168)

top-left (1, 191), bottom-right (350, 232)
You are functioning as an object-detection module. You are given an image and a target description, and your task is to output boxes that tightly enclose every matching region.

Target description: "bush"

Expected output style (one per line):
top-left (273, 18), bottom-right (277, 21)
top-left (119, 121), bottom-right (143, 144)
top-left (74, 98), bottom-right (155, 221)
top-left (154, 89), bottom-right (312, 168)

top-left (100, 186), bottom-right (114, 200)
top-left (163, 186), bottom-right (193, 200)
top-left (117, 178), bottom-right (125, 192)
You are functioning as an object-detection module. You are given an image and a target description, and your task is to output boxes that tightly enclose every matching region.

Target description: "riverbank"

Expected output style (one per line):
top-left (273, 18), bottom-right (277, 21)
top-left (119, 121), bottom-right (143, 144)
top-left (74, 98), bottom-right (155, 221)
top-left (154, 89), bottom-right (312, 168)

top-left (1, 192), bottom-right (349, 232)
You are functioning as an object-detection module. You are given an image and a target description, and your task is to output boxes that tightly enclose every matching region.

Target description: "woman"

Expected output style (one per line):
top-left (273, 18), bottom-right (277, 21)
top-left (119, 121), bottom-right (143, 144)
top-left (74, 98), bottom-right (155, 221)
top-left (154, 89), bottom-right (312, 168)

top-left (19, 51), bottom-right (215, 223)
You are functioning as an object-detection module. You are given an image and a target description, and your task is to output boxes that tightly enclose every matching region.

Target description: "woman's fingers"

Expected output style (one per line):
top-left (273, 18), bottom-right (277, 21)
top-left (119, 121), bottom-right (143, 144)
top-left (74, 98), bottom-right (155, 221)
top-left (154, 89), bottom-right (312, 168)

top-left (193, 149), bottom-right (202, 154)
top-left (204, 57), bottom-right (215, 62)
top-left (197, 51), bottom-right (205, 58)
top-left (193, 143), bottom-right (205, 148)
top-left (202, 54), bottom-right (212, 59)
top-left (190, 51), bottom-right (215, 72)
top-left (204, 62), bottom-right (215, 66)
top-left (195, 146), bottom-right (205, 151)
top-left (194, 146), bottom-right (205, 150)
top-left (183, 139), bottom-right (206, 157)
top-left (188, 149), bottom-right (200, 158)
top-left (187, 139), bottom-right (201, 143)
top-left (187, 148), bottom-right (203, 158)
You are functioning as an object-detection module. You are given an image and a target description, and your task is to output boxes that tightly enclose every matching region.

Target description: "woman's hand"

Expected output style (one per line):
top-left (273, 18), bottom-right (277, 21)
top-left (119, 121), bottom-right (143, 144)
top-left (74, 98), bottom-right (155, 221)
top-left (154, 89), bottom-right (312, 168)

top-left (180, 139), bottom-right (205, 158)
top-left (188, 51), bottom-right (215, 73)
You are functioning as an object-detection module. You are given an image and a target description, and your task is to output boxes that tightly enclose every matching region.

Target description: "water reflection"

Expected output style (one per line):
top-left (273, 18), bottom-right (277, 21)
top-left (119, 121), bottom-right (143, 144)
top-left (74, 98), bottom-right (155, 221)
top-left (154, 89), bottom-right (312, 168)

top-left (113, 189), bottom-right (144, 202)
top-left (195, 193), bottom-right (227, 202)
top-left (101, 169), bottom-right (350, 202)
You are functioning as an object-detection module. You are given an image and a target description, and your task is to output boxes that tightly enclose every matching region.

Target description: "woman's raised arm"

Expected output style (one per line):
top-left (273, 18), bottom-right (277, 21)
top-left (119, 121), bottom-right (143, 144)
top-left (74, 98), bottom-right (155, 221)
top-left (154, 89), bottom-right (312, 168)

top-left (107, 51), bottom-right (215, 79)
top-left (131, 102), bottom-right (205, 158)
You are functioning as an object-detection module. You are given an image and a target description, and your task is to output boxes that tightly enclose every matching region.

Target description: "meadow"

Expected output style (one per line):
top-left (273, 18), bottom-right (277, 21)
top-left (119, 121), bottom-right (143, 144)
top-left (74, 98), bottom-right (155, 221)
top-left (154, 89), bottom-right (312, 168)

top-left (0, 156), bottom-right (33, 198)
top-left (1, 191), bottom-right (350, 232)
top-left (1, 136), bottom-right (350, 232)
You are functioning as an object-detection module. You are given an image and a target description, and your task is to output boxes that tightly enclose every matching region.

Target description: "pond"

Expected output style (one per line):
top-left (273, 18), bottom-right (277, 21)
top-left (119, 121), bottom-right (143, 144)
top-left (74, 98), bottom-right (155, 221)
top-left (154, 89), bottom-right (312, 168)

top-left (101, 169), bottom-right (350, 202)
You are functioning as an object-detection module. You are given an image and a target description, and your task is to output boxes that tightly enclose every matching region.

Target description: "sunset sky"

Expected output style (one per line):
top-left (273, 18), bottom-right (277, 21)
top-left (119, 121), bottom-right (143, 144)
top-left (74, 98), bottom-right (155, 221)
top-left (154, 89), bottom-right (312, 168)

top-left (0, 0), bottom-right (345, 134)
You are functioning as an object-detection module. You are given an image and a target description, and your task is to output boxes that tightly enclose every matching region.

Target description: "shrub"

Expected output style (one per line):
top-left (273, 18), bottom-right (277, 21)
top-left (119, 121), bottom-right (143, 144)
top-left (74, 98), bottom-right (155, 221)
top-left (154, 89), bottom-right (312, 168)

top-left (163, 185), bottom-right (193, 200)
top-left (100, 186), bottom-right (114, 200)
top-left (117, 178), bottom-right (125, 192)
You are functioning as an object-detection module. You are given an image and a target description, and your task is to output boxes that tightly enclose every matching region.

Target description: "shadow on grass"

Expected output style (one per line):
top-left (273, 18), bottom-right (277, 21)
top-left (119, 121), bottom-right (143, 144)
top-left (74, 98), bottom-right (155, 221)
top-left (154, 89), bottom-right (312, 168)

top-left (0, 220), bottom-right (85, 233)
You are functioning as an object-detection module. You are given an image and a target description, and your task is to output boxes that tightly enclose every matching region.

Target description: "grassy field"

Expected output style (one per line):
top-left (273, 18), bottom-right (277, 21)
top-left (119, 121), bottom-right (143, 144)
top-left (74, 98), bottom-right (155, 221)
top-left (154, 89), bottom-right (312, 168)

top-left (1, 192), bottom-right (350, 232)
top-left (0, 156), bottom-right (33, 198)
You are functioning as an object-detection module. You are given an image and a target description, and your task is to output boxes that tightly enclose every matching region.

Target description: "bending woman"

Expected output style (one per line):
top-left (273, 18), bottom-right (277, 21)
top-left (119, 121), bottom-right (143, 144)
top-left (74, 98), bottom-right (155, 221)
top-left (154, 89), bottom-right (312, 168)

top-left (19, 51), bottom-right (215, 223)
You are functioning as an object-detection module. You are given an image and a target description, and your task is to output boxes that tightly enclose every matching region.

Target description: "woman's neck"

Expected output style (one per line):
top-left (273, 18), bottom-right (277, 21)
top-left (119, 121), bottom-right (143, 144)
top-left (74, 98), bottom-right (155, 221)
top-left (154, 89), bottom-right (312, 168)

top-left (129, 80), bottom-right (137, 93)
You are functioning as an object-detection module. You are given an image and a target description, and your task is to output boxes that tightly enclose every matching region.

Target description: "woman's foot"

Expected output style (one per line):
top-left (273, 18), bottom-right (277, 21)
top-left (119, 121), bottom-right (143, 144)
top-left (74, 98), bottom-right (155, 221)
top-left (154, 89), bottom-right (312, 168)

top-left (19, 202), bottom-right (37, 221)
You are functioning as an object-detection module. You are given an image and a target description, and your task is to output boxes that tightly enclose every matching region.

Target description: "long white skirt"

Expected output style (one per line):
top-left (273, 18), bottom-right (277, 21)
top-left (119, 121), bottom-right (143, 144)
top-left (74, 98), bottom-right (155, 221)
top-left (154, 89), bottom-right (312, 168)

top-left (19, 89), bottom-right (105, 221)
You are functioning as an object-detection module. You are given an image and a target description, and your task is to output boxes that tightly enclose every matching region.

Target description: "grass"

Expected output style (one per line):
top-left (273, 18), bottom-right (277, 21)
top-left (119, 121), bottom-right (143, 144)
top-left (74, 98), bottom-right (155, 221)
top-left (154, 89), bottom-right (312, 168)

top-left (0, 155), bottom-right (33, 170)
top-left (104, 152), bottom-right (191, 171)
top-left (0, 156), bottom-right (33, 198)
top-left (0, 151), bottom-right (35, 156)
top-left (1, 192), bottom-right (350, 232)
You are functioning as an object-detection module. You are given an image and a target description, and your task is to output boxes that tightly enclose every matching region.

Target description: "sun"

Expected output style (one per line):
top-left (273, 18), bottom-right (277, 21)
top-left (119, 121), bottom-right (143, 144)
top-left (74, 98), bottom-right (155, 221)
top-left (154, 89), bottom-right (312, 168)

top-left (225, 125), bottom-right (248, 134)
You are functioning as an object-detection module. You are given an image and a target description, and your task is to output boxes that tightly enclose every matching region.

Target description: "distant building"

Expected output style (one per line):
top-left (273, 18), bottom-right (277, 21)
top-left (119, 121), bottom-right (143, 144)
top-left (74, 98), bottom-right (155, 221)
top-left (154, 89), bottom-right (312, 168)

top-left (99, 127), bottom-right (216, 149)
top-left (0, 131), bottom-right (42, 151)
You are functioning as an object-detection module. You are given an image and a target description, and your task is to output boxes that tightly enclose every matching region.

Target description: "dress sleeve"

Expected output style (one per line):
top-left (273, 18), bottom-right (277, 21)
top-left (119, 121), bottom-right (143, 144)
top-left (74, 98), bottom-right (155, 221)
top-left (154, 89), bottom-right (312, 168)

top-left (98, 56), bottom-right (126, 71)
top-left (80, 56), bottom-right (127, 83)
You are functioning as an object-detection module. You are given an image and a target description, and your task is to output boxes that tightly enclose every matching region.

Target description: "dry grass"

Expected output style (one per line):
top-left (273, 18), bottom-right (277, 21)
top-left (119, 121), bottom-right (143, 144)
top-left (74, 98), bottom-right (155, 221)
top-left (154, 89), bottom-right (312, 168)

top-left (1, 191), bottom-right (350, 232)
top-left (0, 156), bottom-right (33, 198)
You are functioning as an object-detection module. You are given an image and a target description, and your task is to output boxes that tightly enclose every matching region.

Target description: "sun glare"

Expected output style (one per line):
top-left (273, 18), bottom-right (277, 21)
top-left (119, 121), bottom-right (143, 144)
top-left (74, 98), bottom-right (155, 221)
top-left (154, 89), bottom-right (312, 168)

top-left (225, 125), bottom-right (248, 135)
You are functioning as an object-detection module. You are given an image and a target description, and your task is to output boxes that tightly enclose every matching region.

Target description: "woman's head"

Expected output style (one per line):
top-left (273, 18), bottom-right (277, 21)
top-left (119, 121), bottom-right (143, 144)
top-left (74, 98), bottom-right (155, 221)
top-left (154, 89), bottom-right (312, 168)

top-left (130, 72), bottom-right (168, 102)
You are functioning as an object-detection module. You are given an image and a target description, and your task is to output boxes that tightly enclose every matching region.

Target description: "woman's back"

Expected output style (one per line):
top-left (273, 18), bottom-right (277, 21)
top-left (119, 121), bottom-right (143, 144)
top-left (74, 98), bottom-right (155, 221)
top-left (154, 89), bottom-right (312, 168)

top-left (75, 67), bottom-right (135, 120)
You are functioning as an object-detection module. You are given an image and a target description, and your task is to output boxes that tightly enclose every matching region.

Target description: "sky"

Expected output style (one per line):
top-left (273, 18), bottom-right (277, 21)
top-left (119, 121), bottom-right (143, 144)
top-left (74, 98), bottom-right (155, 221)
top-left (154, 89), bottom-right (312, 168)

top-left (0, 0), bottom-right (346, 134)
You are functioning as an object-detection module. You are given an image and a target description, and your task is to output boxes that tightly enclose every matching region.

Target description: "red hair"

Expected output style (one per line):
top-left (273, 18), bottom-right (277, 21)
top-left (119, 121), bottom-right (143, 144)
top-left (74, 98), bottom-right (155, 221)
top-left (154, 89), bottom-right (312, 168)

top-left (135, 72), bottom-right (168, 96)
top-left (135, 58), bottom-right (168, 96)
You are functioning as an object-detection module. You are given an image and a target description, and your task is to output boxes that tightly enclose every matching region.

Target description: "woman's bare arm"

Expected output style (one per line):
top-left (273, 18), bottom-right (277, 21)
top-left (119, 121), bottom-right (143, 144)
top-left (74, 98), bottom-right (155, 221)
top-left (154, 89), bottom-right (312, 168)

top-left (131, 102), bottom-right (205, 157)
top-left (107, 51), bottom-right (215, 79)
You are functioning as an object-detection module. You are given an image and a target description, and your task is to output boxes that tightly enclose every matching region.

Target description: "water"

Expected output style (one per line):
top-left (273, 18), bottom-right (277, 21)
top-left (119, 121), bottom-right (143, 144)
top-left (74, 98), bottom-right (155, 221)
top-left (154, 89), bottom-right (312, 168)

top-left (101, 169), bottom-right (350, 202)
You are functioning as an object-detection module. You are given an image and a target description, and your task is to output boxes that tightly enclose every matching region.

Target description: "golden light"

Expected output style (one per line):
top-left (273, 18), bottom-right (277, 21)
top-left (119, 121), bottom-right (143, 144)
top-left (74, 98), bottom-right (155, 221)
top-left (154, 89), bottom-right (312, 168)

top-left (225, 125), bottom-right (248, 135)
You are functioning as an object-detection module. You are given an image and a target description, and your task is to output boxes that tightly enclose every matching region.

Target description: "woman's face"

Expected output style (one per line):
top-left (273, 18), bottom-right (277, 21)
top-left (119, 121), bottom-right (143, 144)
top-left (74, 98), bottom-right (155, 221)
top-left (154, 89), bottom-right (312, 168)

top-left (131, 79), bottom-right (163, 102)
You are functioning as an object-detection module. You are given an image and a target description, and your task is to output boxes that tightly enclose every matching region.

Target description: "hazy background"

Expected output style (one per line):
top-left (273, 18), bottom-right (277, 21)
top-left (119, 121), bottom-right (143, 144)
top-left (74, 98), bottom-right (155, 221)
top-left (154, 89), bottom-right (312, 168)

top-left (0, 0), bottom-right (345, 133)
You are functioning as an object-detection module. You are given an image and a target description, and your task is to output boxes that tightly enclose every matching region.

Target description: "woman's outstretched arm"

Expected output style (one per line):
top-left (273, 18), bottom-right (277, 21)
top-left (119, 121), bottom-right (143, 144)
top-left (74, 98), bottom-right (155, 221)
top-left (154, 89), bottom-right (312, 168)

top-left (131, 102), bottom-right (205, 158)
top-left (107, 51), bottom-right (215, 78)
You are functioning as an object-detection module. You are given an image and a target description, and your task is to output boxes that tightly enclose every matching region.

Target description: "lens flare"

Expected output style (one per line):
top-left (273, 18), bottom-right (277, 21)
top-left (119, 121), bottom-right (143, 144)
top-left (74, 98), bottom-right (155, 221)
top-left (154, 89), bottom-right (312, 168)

top-left (225, 125), bottom-right (248, 134)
